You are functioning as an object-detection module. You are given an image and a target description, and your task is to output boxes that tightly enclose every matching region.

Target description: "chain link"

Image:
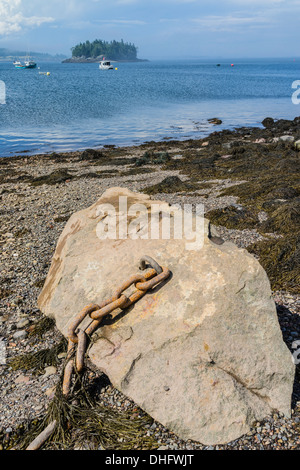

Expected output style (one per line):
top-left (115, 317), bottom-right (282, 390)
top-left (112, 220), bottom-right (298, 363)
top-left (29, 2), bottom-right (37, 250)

top-left (62, 258), bottom-right (170, 396)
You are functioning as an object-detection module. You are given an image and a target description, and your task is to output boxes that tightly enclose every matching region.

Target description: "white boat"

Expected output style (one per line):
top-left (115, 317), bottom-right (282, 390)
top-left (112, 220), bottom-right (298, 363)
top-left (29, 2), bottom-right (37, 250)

top-left (99, 60), bottom-right (114, 70)
top-left (24, 57), bottom-right (37, 69)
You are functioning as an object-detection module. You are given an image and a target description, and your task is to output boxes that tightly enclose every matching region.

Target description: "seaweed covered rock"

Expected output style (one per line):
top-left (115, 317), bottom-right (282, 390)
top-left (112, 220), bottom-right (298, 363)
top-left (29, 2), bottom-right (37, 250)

top-left (38, 187), bottom-right (295, 446)
top-left (135, 150), bottom-right (170, 167)
top-left (142, 175), bottom-right (198, 194)
top-left (248, 234), bottom-right (300, 294)
top-left (206, 205), bottom-right (258, 230)
top-left (78, 149), bottom-right (105, 161)
top-left (262, 117), bottom-right (275, 128)
top-left (30, 169), bottom-right (74, 186)
top-left (260, 199), bottom-right (300, 235)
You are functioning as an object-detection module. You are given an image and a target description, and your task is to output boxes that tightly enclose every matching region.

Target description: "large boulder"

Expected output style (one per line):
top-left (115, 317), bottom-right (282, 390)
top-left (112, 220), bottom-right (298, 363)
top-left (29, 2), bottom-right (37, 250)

top-left (38, 187), bottom-right (295, 445)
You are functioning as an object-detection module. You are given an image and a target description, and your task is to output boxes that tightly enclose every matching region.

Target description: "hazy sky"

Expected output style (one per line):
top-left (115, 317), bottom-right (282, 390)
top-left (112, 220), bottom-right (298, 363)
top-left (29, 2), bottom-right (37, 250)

top-left (0, 0), bottom-right (300, 58)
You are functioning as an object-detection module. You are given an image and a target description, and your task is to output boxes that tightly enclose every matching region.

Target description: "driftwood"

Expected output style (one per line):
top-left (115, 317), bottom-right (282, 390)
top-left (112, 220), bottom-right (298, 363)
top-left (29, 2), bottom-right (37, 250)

top-left (26, 420), bottom-right (57, 450)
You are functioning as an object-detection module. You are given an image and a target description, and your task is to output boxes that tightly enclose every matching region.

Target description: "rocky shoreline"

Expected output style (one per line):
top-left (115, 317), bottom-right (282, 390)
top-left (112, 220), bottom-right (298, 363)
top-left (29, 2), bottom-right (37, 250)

top-left (0, 117), bottom-right (299, 450)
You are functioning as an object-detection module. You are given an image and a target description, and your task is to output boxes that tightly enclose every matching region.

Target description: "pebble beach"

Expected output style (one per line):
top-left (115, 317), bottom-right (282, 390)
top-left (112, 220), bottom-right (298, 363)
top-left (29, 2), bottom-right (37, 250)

top-left (0, 118), bottom-right (299, 450)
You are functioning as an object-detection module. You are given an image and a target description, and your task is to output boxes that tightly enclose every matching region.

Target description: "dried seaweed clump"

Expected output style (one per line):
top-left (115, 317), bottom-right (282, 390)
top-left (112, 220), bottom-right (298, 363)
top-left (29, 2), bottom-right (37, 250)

top-left (8, 338), bottom-right (67, 373)
top-left (30, 169), bottom-right (74, 186)
top-left (7, 369), bottom-right (157, 450)
top-left (135, 150), bottom-right (171, 167)
top-left (0, 287), bottom-right (12, 300)
top-left (28, 316), bottom-right (56, 338)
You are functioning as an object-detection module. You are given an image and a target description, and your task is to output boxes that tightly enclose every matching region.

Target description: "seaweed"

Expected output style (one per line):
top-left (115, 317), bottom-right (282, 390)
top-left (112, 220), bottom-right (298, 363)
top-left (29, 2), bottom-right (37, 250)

top-left (30, 169), bottom-right (74, 186)
top-left (0, 287), bottom-right (12, 299)
top-left (7, 364), bottom-right (157, 450)
top-left (259, 199), bottom-right (300, 235)
top-left (28, 316), bottom-right (55, 337)
top-left (206, 205), bottom-right (259, 230)
top-left (143, 175), bottom-right (199, 195)
top-left (247, 234), bottom-right (300, 293)
top-left (135, 151), bottom-right (171, 167)
top-left (118, 167), bottom-right (156, 177)
top-left (77, 149), bottom-right (105, 161)
top-left (8, 339), bottom-right (67, 373)
top-left (14, 228), bottom-right (31, 238)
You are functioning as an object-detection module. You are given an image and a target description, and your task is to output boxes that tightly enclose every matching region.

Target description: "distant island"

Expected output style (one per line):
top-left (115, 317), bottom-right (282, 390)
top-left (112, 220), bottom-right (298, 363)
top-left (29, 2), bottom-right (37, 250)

top-left (62, 39), bottom-right (148, 63)
top-left (0, 48), bottom-right (67, 62)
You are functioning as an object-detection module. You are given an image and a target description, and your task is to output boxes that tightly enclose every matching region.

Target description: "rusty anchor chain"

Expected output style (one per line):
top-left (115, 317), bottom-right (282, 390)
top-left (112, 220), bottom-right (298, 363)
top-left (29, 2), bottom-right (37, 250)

top-left (63, 258), bottom-right (170, 396)
top-left (26, 256), bottom-right (170, 450)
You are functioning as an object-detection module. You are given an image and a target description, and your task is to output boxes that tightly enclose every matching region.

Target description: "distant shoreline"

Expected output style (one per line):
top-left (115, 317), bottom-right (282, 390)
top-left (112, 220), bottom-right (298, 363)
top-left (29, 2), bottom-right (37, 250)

top-left (62, 57), bottom-right (149, 64)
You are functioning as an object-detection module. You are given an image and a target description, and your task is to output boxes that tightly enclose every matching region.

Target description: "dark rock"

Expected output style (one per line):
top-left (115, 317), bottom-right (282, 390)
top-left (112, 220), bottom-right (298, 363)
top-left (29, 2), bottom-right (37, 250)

top-left (78, 149), bottom-right (104, 161)
top-left (208, 118), bottom-right (222, 125)
top-left (262, 117), bottom-right (275, 128)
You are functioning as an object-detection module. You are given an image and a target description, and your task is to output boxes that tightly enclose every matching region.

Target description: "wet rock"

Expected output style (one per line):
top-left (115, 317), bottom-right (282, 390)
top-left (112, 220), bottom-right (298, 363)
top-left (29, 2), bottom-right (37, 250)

top-left (262, 117), bottom-right (275, 128)
top-left (43, 366), bottom-right (57, 377)
top-left (280, 136), bottom-right (295, 143)
top-left (208, 118), bottom-right (222, 125)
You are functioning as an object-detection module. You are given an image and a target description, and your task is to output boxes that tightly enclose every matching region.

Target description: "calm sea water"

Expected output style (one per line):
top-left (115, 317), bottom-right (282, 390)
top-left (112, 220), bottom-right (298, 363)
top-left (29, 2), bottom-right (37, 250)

top-left (0, 58), bottom-right (300, 156)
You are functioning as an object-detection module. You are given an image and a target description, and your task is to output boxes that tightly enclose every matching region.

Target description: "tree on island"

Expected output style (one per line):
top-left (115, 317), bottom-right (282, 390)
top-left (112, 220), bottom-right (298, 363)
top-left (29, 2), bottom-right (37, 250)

top-left (71, 39), bottom-right (138, 60)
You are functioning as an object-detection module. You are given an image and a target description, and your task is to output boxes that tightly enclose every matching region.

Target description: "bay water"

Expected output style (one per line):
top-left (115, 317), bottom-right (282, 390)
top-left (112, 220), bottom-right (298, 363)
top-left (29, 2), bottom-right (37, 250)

top-left (0, 58), bottom-right (299, 156)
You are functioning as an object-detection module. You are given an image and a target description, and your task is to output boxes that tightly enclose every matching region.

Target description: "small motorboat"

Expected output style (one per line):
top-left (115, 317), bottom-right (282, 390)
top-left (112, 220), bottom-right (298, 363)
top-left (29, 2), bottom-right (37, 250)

top-left (13, 60), bottom-right (25, 68)
top-left (24, 57), bottom-right (37, 68)
top-left (99, 59), bottom-right (114, 70)
top-left (13, 57), bottom-right (37, 69)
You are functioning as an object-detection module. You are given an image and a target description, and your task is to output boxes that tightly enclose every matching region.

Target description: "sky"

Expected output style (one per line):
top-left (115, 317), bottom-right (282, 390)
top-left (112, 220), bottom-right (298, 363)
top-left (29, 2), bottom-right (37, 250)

top-left (0, 0), bottom-right (300, 59)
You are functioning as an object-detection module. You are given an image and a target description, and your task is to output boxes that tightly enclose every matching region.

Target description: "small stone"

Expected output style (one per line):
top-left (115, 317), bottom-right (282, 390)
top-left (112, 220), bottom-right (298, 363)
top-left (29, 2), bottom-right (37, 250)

top-left (44, 386), bottom-right (56, 398)
top-left (16, 319), bottom-right (29, 329)
top-left (43, 366), bottom-right (57, 377)
top-left (57, 352), bottom-right (67, 359)
top-left (279, 135), bottom-right (294, 142)
top-left (12, 330), bottom-right (28, 340)
top-left (15, 375), bottom-right (30, 384)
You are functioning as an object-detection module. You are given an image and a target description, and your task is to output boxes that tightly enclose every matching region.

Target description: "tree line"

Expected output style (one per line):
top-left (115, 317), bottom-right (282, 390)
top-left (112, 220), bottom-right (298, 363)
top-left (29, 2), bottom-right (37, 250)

top-left (71, 39), bottom-right (138, 60)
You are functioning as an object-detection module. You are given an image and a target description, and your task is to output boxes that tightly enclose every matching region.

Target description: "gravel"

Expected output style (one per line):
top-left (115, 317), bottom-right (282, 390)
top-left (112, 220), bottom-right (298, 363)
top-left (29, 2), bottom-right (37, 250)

top-left (0, 143), bottom-right (299, 450)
